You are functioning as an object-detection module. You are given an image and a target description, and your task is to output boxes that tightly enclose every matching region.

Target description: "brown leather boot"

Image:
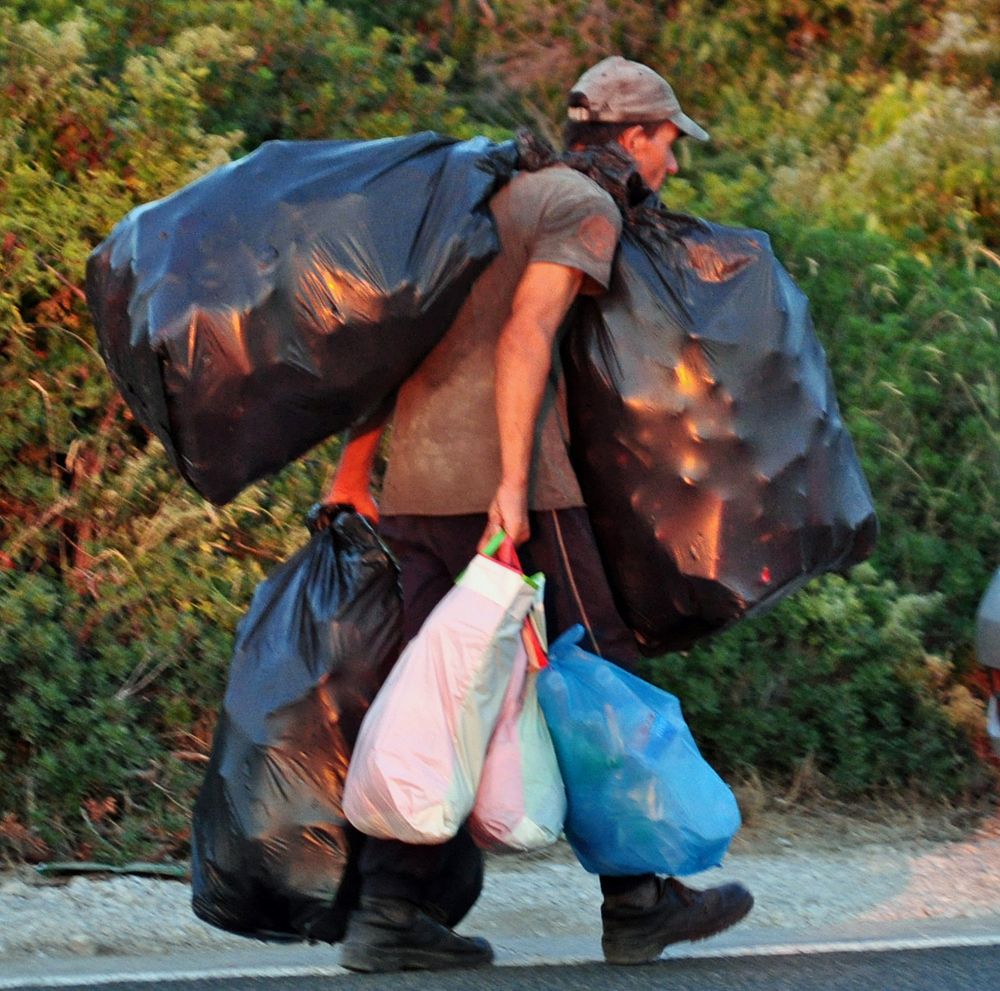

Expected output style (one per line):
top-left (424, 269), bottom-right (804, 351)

top-left (602, 876), bottom-right (754, 965)
top-left (340, 895), bottom-right (494, 973)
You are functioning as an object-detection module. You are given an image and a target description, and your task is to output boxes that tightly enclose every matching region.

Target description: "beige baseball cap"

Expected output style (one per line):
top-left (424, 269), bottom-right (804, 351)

top-left (568, 56), bottom-right (709, 141)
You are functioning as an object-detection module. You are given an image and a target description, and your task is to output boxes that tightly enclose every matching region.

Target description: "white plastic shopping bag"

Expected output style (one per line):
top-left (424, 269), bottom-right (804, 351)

top-left (343, 545), bottom-right (537, 843)
top-left (469, 575), bottom-right (567, 853)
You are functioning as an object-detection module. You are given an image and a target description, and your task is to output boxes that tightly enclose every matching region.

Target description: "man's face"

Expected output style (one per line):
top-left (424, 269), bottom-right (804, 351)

top-left (618, 120), bottom-right (682, 190)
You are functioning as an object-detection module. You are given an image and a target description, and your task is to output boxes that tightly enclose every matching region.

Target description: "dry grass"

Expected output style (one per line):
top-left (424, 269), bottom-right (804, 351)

top-left (486, 779), bottom-right (1000, 874)
top-left (729, 774), bottom-right (1000, 855)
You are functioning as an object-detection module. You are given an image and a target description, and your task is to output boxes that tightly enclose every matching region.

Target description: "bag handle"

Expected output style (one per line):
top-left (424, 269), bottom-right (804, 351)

top-left (523, 611), bottom-right (548, 670)
top-left (494, 533), bottom-right (521, 570)
top-left (481, 530), bottom-right (507, 559)
top-left (482, 531), bottom-right (548, 669)
top-left (482, 530), bottom-right (542, 589)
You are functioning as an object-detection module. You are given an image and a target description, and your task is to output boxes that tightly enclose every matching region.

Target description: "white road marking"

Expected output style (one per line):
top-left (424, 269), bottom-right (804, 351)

top-left (0, 965), bottom-right (349, 990)
top-left (2, 933), bottom-right (1000, 988)
top-left (668, 932), bottom-right (1000, 959)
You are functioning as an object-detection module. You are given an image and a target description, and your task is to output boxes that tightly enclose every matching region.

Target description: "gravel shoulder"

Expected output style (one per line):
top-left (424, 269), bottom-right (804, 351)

top-left (2, 800), bottom-right (999, 961)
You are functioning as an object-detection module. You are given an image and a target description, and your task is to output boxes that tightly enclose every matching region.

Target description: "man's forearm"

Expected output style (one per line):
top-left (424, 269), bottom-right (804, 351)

top-left (495, 315), bottom-right (555, 489)
top-left (482, 261), bottom-right (584, 546)
top-left (323, 401), bottom-right (392, 515)
top-left (334, 421), bottom-right (384, 487)
top-left (495, 263), bottom-right (584, 489)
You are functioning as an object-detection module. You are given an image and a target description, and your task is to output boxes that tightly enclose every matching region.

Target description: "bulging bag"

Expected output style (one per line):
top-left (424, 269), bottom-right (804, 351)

top-left (190, 510), bottom-right (401, 943)
top-left (86, 134), bottom-right (517, 505)
top-left (537, 626), bottom-right (741, 877)
top-left (469, 579), bottom-right (567, 853)
top-left (343, 550), bottom-right (537, 844)
top-left (564, 211), bottom-right (878, 653)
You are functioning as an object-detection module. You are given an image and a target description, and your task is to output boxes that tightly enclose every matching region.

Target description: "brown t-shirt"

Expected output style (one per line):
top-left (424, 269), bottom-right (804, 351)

top-left (380, 166), bottom-right (621, 516)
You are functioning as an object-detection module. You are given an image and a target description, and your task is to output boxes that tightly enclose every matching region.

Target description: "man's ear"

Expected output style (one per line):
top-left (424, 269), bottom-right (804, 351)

top-left (615, 124), bottom-right (646, 158)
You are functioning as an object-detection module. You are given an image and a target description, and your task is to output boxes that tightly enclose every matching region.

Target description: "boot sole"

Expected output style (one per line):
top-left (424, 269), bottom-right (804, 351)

top-left (340, 943), bottom-right (494, 973)
top-left (603, 891), bottom-right (755, 965)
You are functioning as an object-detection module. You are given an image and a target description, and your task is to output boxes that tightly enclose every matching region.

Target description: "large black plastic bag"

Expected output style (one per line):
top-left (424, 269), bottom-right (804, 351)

top-left (86, 134), bottom-right (517, 505)
top-left (190, 510), bottom-right (401, 942)
top-left (564, 215), bottom-right (877, 655)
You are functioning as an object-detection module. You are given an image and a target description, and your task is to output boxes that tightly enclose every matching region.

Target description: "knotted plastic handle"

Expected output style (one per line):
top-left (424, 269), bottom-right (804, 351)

top-left (495, 533), bottom-right (522, 570)
top-left (482, 531), bottom-right (548, 670)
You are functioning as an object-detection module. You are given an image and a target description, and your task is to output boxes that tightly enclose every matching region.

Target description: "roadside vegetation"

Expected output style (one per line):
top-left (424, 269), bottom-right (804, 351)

top-left (1, 0), bottom-right (997, 861)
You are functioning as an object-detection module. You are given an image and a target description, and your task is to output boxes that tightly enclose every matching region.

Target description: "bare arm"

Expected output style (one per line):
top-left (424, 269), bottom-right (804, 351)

top-left (322, 401), bottom-right (393, 523)
top-left (480, 261), bottom-right (586, 548)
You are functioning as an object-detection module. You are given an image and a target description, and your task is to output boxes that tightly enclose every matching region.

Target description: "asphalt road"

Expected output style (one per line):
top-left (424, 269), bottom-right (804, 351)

top-left (8, 945), bottom-right (1000, 991)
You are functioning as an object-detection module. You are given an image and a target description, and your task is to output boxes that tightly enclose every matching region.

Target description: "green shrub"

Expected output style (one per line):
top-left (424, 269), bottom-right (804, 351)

top-left (765, 222), bottom-right (1000, 659)
top-left (1, 0), bottom-right (996, 861)
top-left (772, 78), bottom-right (999, 260)
top-left (645, 565), bottom-right (984, 798)
top-left (0, 2), bottom-right (471, 860)
top-left (0, 571), bottom-right (161, 857)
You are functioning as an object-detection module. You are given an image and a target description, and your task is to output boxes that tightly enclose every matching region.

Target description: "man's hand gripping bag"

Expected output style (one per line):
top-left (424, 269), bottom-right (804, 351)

top-left (342, 546), bottom-right (538, 844)
top-left (190, 510), bottom-right (401, 943)
top-left (537, 626), bottom-right (741, 877)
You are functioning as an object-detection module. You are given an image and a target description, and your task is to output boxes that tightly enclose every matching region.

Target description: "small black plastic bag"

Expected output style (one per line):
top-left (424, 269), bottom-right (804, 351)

top-left (190, 510), bottom-right (401, 942)
top-left (564, 215), bottom-right (878, 654)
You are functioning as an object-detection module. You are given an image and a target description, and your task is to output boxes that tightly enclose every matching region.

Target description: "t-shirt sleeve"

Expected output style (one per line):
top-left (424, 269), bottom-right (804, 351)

top-left (528, 171), bottom-right (622, 289)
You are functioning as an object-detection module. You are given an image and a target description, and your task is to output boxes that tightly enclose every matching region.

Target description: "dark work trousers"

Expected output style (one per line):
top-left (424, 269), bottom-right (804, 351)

top-left (357, 508), bottom-right (655, 913)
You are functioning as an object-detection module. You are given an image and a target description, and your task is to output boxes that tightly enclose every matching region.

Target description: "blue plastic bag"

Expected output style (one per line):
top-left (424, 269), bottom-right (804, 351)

top-left (537, 626), bottom-right (741, 876)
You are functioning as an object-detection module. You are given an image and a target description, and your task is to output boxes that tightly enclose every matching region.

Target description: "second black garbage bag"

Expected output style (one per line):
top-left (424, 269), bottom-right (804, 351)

top-left (86, 134), bottom-right (517, 505)
top-left (190, 510), bottom-right (401, 943)
top-left (563, 210), bottom-right (878, 655)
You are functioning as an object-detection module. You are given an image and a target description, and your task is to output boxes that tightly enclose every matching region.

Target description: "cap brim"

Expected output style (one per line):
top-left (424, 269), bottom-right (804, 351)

top-left (672, 111), bottom-right (709, 142)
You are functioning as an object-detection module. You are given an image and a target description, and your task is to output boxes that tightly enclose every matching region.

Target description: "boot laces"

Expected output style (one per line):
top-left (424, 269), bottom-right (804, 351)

top-left (664, 877), bottom-right (699, 907)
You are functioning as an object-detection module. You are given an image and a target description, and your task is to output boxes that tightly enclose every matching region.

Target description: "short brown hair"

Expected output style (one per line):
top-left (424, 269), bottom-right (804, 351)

top-left (562, 118), bottom-right (662, 151)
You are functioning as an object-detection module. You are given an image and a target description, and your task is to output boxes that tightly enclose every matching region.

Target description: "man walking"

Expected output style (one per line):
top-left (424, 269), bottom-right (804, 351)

top-left (327, 56), bottom-right (754, 972)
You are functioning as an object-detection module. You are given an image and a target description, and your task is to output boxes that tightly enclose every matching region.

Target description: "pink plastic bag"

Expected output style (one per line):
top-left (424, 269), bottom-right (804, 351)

top-left (343, 549), bottom-right (536, 844)
top-left (468, 580), bottom-right (567, 853)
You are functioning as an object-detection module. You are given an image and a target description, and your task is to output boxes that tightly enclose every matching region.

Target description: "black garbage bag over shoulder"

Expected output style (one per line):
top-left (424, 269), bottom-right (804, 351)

top-left (86, 134), bottom-right (517, 505)
top-left (564, 212), bottom-right (878, 655)
top-left (190, 510), bottom-right (401, 943)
